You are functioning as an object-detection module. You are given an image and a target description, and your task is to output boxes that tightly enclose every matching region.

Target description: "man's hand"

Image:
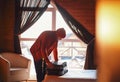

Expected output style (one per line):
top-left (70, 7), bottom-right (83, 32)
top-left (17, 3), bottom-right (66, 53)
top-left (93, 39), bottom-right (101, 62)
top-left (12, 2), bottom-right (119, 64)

top-left (46, 62), bottom-right (54, 69)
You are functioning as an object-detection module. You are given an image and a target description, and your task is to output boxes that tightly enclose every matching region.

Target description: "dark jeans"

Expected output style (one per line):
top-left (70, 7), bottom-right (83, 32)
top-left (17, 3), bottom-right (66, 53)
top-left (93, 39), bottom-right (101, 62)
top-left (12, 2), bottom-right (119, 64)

top-left (34, 59), bottom-right (46, 82)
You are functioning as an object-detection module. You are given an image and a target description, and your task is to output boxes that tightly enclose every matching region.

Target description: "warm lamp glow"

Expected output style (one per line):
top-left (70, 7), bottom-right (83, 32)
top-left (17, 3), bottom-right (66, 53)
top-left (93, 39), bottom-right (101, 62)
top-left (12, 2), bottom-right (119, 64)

top-left (97, 1), bottom-right (120, 45)
top-left (96, 0), bottom-right (120, 82)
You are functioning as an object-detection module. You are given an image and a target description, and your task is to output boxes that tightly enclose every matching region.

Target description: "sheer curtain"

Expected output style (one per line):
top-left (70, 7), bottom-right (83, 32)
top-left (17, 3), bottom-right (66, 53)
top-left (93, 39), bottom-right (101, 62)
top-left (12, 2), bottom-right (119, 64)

top-left (52, 0), bottom-right (95, 44)
top-left (14, 0), bottom-right (50, 53)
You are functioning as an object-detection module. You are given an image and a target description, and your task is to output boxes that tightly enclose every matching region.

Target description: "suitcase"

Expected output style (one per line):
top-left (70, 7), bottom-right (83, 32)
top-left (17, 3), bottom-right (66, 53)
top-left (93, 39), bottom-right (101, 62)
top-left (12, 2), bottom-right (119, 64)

top-left (46, 61), bottom-right (68, 76)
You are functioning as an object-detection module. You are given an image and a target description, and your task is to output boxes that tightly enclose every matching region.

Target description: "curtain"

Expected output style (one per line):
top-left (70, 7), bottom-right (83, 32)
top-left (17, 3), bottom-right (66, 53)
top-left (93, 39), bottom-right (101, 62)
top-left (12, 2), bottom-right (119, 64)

top-left (53, 1), bottom-right (94, 44)
top-left (14, 0), bottom-right (50, 53)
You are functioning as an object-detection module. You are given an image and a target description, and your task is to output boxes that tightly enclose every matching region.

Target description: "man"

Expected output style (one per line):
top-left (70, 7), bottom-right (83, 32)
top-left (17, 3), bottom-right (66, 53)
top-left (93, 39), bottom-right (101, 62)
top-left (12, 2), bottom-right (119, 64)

top-left (30, 28), bottom-right (66, 82)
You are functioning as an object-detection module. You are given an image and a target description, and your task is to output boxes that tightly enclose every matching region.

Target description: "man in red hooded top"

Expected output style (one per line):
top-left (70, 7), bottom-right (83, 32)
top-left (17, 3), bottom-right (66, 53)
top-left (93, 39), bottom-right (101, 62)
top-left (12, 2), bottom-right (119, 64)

top-left (30, 28), bottom-right (66, 82)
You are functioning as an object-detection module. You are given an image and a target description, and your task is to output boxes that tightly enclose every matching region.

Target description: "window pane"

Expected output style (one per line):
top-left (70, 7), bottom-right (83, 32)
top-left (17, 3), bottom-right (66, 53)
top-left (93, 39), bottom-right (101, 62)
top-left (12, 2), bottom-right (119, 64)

top-left (56, 10), bottom-right (87, 69)
top-left (56, 11), bottom-right (73, 34)
top-left (21, 11), bottom-right (52, 38)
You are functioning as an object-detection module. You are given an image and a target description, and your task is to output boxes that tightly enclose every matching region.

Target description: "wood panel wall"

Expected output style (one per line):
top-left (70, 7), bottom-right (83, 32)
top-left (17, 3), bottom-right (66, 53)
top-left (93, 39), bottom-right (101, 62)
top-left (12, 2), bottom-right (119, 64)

top-left (0, 0), bottom-right (15, 52)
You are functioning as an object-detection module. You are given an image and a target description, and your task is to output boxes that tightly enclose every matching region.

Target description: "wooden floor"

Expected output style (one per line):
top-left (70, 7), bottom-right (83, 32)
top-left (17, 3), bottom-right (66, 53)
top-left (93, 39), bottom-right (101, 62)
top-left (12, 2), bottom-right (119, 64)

top-left (21, 80), bottom-right (37, 82)
top-left (27, 81), bottom-right (37, 82)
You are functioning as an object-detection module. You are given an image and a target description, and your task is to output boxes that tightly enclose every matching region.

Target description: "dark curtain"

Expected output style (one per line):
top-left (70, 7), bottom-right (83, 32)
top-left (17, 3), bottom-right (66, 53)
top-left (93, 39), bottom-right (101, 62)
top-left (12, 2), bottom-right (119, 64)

top-left (14, 0), bottom-right (50, 53)
top-left (84, 38), bottom-right (96, 69)
top-left (53, 1), bottom-right (94, 44)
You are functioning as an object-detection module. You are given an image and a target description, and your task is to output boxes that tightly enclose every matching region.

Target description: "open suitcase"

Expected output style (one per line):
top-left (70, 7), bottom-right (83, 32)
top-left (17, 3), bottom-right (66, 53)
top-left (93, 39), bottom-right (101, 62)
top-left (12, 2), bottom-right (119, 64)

top-left (46, 61), bottom-right (68, 76)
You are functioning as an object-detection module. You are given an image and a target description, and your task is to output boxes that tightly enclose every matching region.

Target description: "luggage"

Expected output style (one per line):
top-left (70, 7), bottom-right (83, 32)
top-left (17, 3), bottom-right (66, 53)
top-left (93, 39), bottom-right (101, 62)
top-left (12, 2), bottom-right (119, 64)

top-left (46, 61), bottom-right (68, 76)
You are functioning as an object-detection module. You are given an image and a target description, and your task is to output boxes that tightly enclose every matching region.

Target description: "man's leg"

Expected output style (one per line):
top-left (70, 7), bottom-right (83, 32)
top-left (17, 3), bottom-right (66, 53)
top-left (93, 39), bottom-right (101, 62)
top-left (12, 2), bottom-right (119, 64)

top-left (34, 59), bottom-right (45, 82)
top-left (42, 60), bottom-right (46, 80)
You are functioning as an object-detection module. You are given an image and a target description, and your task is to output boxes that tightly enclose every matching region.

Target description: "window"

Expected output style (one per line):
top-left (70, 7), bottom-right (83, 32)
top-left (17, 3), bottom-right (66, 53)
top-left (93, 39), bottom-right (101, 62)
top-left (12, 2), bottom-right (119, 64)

top-left (19, 4), bottom-right (87, 80)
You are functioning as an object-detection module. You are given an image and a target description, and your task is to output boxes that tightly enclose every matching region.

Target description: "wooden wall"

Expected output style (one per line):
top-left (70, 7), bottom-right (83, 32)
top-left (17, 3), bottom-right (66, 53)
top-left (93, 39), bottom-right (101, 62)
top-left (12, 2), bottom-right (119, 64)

top-left (0, 0), bottom-right (15, 52)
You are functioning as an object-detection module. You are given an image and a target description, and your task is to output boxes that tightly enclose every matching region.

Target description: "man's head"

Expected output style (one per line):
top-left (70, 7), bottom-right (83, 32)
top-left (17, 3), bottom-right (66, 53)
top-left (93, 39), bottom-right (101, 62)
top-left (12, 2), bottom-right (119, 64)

top-left (56, 28), bottom-right (66, 40)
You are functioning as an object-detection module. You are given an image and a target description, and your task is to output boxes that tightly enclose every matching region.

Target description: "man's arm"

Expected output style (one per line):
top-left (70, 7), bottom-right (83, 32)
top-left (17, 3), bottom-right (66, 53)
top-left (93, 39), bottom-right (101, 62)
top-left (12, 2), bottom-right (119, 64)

top-left (40, 39), bottom-right (55, 68)
top-left (53, 46), bottom-right (58, 62)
